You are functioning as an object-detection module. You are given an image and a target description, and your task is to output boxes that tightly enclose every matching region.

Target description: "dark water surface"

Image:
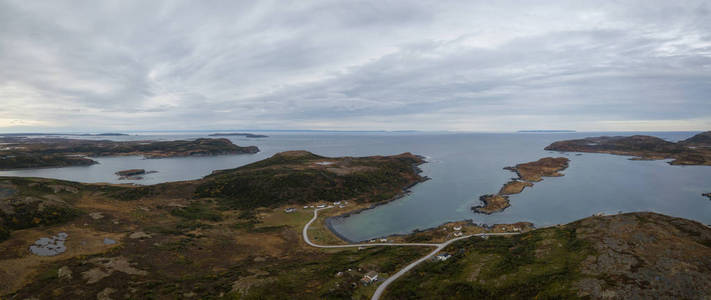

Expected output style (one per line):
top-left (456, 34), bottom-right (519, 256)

top-left (2, 131), bottom-right (709, 241)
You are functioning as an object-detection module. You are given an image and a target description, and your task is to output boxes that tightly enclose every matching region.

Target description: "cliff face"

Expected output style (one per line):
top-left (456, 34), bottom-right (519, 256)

top-left (545, 133), bottom-right (711, 165)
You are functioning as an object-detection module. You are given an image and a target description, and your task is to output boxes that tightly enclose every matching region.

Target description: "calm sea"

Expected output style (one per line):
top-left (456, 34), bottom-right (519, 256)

top-left (2, 131), bottom-right (710, 241)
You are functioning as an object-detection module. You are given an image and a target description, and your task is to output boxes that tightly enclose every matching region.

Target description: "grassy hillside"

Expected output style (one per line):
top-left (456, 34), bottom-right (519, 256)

top-left (195, 151), bottom-right (426, 209)
top-left (386, 212), bottom-right (711, 299)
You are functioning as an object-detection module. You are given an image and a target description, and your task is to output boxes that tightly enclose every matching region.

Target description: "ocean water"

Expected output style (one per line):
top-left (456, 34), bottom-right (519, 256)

top-left (1, 131), bottom-right (710, 241)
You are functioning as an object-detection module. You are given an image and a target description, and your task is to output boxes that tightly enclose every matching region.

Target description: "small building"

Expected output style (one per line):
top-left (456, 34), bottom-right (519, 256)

top-left (333, 201), bottom-right (341, 205)
top-left (361, 271), bottom-right (379, 284)
top-left (453, 226), bottom-right (462, 231)
top-left (317, 204), bottom-right (326, 208)
top-left (453, 232), bottom-right (463, 237)
top-left (380, 238), bottom-right (388, 242)
top-left (284, 208), bottom-right (296, 213)
top-left (436, 253), bottom-right (452, 261)
top-left (303, 206), bottom-right (309, 209)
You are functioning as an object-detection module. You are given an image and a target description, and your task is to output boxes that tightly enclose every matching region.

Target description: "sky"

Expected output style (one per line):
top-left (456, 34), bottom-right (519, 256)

top-left (1, 1), bottom-right (710, 132)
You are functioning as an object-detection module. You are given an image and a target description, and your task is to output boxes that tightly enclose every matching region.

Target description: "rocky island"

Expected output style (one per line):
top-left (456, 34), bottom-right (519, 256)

top-left (545, 131), bottom-right (711, 165)
top-left (0, 137), bottom-right (259, 170)
top-left (473, 157), bottom-right (569, 214)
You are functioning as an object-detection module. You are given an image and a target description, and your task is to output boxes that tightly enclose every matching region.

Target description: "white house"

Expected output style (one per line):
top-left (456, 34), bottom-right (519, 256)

top-left (284, 208), bottom-right (296, 213)
top-left (436, 253), bottom-right (452, 261)
top-left (453, 226), bottom-right (462, 231)
top-left (361, 271), bottom-right (379, 284)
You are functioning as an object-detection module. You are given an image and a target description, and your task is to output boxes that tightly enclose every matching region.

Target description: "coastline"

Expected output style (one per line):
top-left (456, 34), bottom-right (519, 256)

top-left (324, 155), bottom-right (430, 243)
top-left (325, 177), bottom-right (430, 243)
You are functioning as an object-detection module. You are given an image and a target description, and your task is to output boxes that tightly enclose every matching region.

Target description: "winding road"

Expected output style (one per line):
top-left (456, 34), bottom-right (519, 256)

top-left (302, 207), bottom-right (519, 300)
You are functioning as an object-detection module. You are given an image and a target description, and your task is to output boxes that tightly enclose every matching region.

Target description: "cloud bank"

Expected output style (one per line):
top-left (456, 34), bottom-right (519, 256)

top-left (1, 1), bottom-right (710, 132)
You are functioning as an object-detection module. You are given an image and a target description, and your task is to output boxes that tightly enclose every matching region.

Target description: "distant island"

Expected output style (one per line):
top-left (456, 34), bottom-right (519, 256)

top-left (518, 130), bottom-right (576, 133)
top-left (208, 132), bottom-right (268, 138)
top-left (545, 131), bottom-right (711, 165)
top-left (0, 137), bottom-right (259, 170)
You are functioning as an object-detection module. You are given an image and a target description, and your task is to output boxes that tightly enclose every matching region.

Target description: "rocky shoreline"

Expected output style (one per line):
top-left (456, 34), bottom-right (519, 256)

top-left (473, 157), bottom-right (569, 214)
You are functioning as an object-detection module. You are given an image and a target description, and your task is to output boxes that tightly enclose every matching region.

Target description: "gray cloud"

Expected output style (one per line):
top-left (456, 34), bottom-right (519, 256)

top-left (0, 0), bottom-right (710, 132)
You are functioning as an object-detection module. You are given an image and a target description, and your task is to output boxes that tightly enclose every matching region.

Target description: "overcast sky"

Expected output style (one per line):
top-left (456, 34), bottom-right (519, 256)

top-left (1, 1), bottom-right (710, 132)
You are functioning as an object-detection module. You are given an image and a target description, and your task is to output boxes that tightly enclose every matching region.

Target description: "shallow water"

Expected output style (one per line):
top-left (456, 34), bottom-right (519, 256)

top-left (2, 131), bottom-right (709, 241)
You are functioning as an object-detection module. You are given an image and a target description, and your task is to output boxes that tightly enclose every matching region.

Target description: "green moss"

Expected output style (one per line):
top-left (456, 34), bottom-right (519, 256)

top-left (170, 202), bottom-right (222, 221)
top-left (386, 227), bottom-right (594, 299)
top-left (0, 203), bottom-right (79, 230)
top-left (0, 224), bottom-right (10, 242)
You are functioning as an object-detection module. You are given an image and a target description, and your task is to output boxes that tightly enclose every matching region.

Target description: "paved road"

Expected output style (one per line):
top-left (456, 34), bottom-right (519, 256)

top-left (302, 207), bottom-right (519, 300)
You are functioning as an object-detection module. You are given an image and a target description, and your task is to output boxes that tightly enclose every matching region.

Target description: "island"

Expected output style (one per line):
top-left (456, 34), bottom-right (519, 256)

top-left (544, 131), bottom-right (711, 165)
top-left (0, 137), bottom-right (259, 170)
top-left (115, 169), bottom-right (158, 180)
top-left (704, 193), bottom-right (711, 200)
top-left (473, 157), bottom-right (569, 214)
top-left (208, 132), bottom-right (268, 138)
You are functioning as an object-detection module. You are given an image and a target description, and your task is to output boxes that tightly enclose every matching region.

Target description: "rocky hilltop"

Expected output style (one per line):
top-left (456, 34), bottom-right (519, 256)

top-left (545, 133), bottom-right (711, 165)
top-left (680, 130), bottom-right (711, 147)
top-left (0, 137), bottom-right (259, 170)
top-left (387, 212), bottom-right (711, 299)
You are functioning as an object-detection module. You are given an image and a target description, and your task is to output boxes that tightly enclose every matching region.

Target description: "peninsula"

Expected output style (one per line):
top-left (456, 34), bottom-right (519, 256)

top-left (0, 137), bottom-right (259, 170)
top-left (545, 131), bottom-right (711, 165)
top-left (473, 157), bottom-right (569, 214)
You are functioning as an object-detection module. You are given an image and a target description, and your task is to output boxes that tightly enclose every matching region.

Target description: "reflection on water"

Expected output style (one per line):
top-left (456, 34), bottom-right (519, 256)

top-left (1, 131), bottom-right (709, 241)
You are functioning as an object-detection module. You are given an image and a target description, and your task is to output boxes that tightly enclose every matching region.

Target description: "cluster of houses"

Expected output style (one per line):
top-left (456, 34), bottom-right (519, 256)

top-left (453, 225), bottom-right (463, 237)
top-left (285, 201), bottom-right (350, 213)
